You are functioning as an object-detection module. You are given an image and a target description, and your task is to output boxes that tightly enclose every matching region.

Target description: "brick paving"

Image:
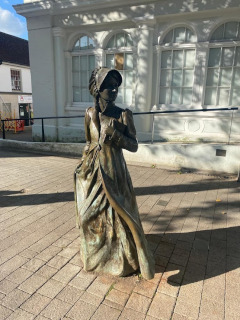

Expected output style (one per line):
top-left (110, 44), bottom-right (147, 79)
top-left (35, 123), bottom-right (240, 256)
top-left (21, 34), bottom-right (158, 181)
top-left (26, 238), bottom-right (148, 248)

top-left (0, 147), bottom-right (240, 320)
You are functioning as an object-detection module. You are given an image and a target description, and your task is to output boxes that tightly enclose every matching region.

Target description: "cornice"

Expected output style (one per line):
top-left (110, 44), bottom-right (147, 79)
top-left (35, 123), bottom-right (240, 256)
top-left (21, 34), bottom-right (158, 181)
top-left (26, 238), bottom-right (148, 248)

top-left (14, 0), bottom-right (158, 18)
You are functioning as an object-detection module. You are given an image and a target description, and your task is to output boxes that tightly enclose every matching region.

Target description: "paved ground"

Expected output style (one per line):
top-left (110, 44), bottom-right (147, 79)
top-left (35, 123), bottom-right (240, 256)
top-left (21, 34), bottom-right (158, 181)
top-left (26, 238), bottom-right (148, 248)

top-left (0, 147), bottom-right (239, 320)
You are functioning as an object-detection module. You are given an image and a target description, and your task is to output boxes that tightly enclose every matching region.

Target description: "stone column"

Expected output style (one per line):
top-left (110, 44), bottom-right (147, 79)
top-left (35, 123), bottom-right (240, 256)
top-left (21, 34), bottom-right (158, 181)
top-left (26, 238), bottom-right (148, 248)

top-left (134, 19), bottom-right (155, 138)
top-left (52, 27), bottom-right (66, 137)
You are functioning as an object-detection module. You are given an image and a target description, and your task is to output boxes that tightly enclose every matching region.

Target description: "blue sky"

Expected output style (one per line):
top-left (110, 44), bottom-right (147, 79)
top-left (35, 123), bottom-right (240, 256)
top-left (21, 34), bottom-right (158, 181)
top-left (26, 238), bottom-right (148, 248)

top-left (0, 0), bottom-right (28, 40)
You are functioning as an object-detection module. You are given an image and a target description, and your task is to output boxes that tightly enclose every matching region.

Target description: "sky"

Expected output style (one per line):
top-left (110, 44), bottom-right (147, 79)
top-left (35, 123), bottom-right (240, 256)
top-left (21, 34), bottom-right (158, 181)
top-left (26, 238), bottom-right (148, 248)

top-left (0, 0), bottom-right (28, 40)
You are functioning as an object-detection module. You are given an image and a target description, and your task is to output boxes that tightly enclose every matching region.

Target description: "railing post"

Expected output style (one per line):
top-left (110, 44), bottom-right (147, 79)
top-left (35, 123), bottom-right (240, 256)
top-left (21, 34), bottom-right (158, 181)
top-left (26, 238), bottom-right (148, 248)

top-left (151, 113), bottom-right (155, 144)
top-left (2, 120), bottom-right (5, 139)
top-left (41, 118), bottom-right (45, 142)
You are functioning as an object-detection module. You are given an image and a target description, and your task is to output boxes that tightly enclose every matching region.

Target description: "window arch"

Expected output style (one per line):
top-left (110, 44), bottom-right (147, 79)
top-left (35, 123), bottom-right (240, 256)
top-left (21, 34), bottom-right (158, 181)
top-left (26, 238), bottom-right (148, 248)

top-left (159, 27), bottom-right (196, 106)
top-left (72, 35), bottom-right (96, 103)
top-left (105, 32), bottom-right (134, 105)
top-left (204, 22), bottom-right (240, 106)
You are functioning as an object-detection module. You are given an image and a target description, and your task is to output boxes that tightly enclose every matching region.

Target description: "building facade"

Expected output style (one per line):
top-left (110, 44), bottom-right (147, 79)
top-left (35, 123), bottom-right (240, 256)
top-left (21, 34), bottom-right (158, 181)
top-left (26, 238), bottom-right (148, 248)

top-left (15, 0), bottom-right (240, 142)
top-left (0, 32), bottom-right (32, 124)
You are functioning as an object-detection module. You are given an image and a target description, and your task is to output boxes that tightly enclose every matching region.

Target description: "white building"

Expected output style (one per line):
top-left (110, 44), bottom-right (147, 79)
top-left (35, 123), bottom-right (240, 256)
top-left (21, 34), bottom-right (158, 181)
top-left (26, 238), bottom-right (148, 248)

top-left (15, 0), bottom-right (240, 143)
top-left (0, 32), bottom-right (32, 124)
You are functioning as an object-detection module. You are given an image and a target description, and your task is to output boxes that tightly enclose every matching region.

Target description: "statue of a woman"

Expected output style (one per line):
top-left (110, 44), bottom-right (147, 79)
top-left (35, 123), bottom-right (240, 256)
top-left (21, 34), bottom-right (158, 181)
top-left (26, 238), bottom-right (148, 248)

top-left (74, 67), bottom-right (155, 280)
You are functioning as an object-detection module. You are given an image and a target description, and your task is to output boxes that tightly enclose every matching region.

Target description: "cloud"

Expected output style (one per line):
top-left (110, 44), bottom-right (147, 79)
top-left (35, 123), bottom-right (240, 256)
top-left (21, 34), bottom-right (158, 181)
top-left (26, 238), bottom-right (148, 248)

top-left (0, 7), bottom-right (27, 38)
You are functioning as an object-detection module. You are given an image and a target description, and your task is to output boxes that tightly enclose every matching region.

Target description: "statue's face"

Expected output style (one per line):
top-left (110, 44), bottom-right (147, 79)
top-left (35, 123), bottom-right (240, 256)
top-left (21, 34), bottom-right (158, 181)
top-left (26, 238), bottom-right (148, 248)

top-left (99, 76), bottom-right (118, 102)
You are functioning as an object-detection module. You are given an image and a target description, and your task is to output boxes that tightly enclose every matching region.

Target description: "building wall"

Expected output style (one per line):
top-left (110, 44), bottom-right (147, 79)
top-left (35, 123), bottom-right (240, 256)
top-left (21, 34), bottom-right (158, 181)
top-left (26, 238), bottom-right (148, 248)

top-left (16, 0), bottom-right (240, 142)
top-left (0, 62), bottom-right (32, 118)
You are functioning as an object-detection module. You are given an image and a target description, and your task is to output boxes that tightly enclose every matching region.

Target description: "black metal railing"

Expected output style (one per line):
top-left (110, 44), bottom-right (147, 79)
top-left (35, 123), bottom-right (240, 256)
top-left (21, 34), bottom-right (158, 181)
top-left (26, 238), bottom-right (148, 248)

top-left (0, 107), bottom-right (238, 143)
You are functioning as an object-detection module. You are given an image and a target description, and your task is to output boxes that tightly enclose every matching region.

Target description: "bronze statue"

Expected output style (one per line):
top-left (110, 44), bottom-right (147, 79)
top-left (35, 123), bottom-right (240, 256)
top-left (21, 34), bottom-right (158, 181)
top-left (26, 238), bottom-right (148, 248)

top-left (74, 67), bottom-right (155, 280)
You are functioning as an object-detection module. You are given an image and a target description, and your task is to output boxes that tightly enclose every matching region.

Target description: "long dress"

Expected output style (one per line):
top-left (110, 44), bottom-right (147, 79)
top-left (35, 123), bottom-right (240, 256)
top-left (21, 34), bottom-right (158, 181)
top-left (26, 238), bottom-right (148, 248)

top-left (74, 105), bottom-right (155, 280)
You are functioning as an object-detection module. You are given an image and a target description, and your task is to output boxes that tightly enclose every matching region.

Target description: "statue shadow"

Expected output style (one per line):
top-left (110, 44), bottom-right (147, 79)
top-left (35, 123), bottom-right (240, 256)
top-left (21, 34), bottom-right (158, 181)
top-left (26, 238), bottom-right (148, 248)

top-left (146, 226), bottom-right (240, 286)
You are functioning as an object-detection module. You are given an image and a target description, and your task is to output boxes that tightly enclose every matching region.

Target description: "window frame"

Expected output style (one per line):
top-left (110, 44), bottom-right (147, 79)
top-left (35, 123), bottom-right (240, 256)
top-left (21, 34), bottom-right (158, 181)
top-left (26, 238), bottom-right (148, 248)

top-left (104, 32), bottom-right (136, 109)
top-left (203, 22), bottom-right (240, 107)
top-left (11, 69), bottom-right (22, 92)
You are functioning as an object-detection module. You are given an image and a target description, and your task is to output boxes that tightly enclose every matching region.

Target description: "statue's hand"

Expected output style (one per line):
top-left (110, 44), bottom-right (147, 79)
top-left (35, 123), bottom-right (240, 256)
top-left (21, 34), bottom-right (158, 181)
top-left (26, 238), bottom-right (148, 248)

top-left (103, 119), bottom-right (115, 136)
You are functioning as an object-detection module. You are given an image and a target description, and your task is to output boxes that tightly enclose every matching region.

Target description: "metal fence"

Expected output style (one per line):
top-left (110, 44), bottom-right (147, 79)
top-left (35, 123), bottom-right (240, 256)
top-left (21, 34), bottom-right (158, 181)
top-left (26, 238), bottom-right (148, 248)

top-left (0, 107), bottom-right (238, 143)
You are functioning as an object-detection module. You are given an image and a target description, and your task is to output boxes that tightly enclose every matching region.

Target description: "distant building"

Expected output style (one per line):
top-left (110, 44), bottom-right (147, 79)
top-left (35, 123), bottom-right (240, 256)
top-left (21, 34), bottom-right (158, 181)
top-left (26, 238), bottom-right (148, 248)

top-left (15, 0), bottom-right (240, 142)
top-left (0, 32), bottom-right (32, 125)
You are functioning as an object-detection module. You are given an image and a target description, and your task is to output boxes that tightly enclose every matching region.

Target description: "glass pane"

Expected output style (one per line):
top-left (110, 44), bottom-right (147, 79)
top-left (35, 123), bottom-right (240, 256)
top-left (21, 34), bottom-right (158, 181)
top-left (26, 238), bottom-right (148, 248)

top-left (234, 47), bottom-right (240, 66)
top-left (219, 68), bottom-right (232, 86)
top-left (73, 87), bottom-right (80, 102)
top-left (73, 40), bottom-right (80, 51)
top-left (211, 25), bottom-right (224, 41)
top-left (172, 69), bottom-right (182, 87)
top-left (115, 53), bottom-right (124, 70)
top-left (173, 27), bottom-right (186, 43)
top-left (161, 51), bottom-right (172, 68)
top-left (125, 71), bottom-right (133, 87)
top-left (184, 49), bottom-right (195, 68)
top-left (171, 88), bottom-right (181, 104)
top-left (182, 88), bottom-right (192, 104)
top-left (186, 28), bottom-right (196, 43)
top-left (72, 72), bottom-right (79, 86)
top-left (116, 33), bottom-right (125, 47)
top-left (217, 88), bottom-right (229, 106)
top-left (81, 89), bottom-right (89, 102)
top-left (106, 54), bottom-right (114, 68)
top-left (204, 88), bottom-right (217, 105)
top-left (106, 36), bottom-right (115, 48)
top-left (88, 38), bottom-right (95, 49)
top-left (116, 88), bottom-right (123, 104)
top-left (80, 56), bottom-right (88, 71)
top-left (125, 53), bottom-right (133, 69)
top-left (183, 69), bottom-right (193, 86)
top-left (206, 68), bottom-right (219, 86)
top-left (125, 88), bottom-right (132, 104)
top-left (88, 55), bottom-right (95, 71)
top-left (160, 69), bottom-right (171, 86)
top-left (224, 22), bottom-right (238, 40)
top-left (159, 87), bottom-right (169, 104)
top-left (222, 47), bottom-right (234, 67)
top-left (231, 88), bottom-right (240, 105)
top-left (72, 56), bottom-right (80, 71)
top-left (173, 50), bottom-right (183, 68)
top-left (80, 71), bottom-right (87, 86)
top-left (232, 68), bottom-right (240, 87)
top-left (126, 33), bottom-right (133, 47)
top-left (208, 48), bottom-right (221, 67)
top-left (80, 36), bottom-right (88, 50)
top-left (163, 30), bottom-right (173, 43)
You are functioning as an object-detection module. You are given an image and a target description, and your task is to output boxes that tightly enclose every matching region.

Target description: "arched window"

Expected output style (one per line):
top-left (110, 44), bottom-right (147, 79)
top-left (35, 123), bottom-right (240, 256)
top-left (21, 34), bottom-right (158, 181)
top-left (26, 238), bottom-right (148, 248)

top-left (159, 27), bottom-right (196, 106)
top-left (105, 32), bottom-right (134, 105)
top-left (204, 22), bottom-right (240, 106)
top-left (72, 36), bottom-right (95, 103)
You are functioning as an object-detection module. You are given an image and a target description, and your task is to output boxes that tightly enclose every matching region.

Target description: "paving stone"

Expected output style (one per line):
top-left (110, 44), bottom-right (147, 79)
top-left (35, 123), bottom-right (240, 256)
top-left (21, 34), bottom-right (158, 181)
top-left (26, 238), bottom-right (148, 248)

top-left (118, 307), bottom-right (146, 320)
top-left (66, 299), bottom-right (98, 319)
top-left (40, 298), bottom-right (72, 320)
top-left (1, 289), bottom-right (30, 310)
top-left (102, 299), bottom-right (124, 311)
top-left (148, 292), bottom-right (176, 319)
top-left (87, 275), bottom-right (115, 298)
top-left (125, 292), bottom-right (151, 314)
top-left (56, 285), bottom-right (83, 304)
top-left (47, 255), bottom-right (70, 269)
top-left (53, 263), bottom-right (80, 283)
top-left (35, 265), bottom-right (58, 279)
top-left (22, 258), bottom-right (46, 272)
top-left (58, 247), bottom-right (79, 259)
top-left (133, 279), bottom-right (157, 298)
top-left (20, 293), bottom-right (51, 314)
top-left (0, 279), bottom-right (18, 294)
top-left (114, 278), bottom-right (136, 294)
top-left (91, 304), bottom-right (121, 320)
top-left (157, 278), bottom-right (180, 297)
top-left (18, 274), bottom-right (47, 294)
top-left (36, 246), bottom-right (63, 262)
top-left (52, 237), bottom-right (72, 248)
top-left (37, 279), bottom-right (65, 299)
top-left (199, 298), bottom-right (224, 320)
top-left (105, 288), bottom-right (129, 306)
top-left (6, 308), bottom-right (35, 320)
top-left (0, 305), bottom-right (12, 319)
top-left (7, 268), bottom-right (33, 285)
